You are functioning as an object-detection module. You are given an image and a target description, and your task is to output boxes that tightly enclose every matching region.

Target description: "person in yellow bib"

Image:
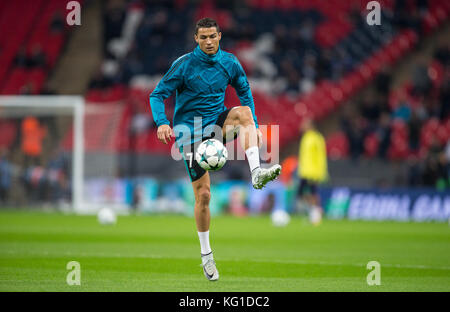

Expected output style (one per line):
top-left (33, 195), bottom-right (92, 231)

top-left (297, 118), bottom-right (328, 225)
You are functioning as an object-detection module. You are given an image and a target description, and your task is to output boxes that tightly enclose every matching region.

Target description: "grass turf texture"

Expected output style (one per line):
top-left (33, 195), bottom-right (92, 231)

top-left (0, 211), bottom-right (449, 292)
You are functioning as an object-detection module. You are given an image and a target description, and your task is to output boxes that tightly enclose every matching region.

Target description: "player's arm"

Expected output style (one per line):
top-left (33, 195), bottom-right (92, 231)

top-left (319, 134), bottom-right (329, 182)
top-left (230, 57), bottom-right (258, 128)
top-left (298, 137), bottom-right (304, 177)
top-left (149, 58), bottom-right (185, 144)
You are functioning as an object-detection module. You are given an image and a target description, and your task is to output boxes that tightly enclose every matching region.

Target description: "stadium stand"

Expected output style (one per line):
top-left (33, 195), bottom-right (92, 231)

top-left (1, 0), bottom-right (449, 189)
top-left (0, 0), bottom-right (80, 95)
top-left (75, 0), bottom-right (448, 156)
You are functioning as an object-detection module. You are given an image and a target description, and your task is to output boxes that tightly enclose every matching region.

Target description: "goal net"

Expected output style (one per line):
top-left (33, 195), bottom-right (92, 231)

top-left (0, 95), bottom-right (125, 214)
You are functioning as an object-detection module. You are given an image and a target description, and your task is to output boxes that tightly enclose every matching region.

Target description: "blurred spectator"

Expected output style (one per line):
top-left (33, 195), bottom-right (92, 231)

top-left (416, 0), bottom-right (429, 15)
top-left (227, 188), bottom-right (248, 216)
top-left (285, 70), bottom-right (301, 94)
top-left (21, 117), bottom-right (46, 167)
top-left (375, 112), bottom-right (392, 159)
top-left (46, 148), bottom-right (70, 204)
top-left (407, 156), bottom-right (422, 186)
top-left (130, 107), bottom-right (153, 135)
top-left (28, 45), bottom-right (47, 69)
top-left (88, 68), bottom-right (114, 89)
top-left (316, 49), bottom-right (333, 81)
top-left (260, 193), bottom-right (275, 214)
top-left (375, 67), bottom-right (392, 96)
top-left (224, 161), bottom-right (246, 181)
top-left (438, 78), bottom-right (450, 120)
top-left (393, 0), bottom-right (422, 33)
top-left (40, 83), bottom-right (57, 95)
top-left (446, 141), bottom-right (450, 163)
top-left (408, 109), bottom-right (422, 152)
top-left (392, 92), bottom-right (412, 122)
top-left (14, 47), bottom-right (30, 68)
top-left (280, 155), bottom-right (298, 186)
top-left (411, 61), bottom-right (432, 97)
top-left (422, 155), bottom-right (440, 187)
top-left (19, 82), bottom-right (34, 95)
top-left (419, 137), bottom-right (446, 189)
top-left (433, 42), bottom-right (449, 66)
top-left (436, 151), bottom-right (450, 190)
top-left (121, 46), bottom-right (144, 83)
top-left (301, 53), bottom-right (317, 88)
top-left (102, 0), bottom-right (126, 58)
top-left (428, 137), bottom-right (443, 159)
top-left (299, 19), bottom-right (315, 42)
top-left (22, 162), bottom-right (46, 204)
top-left (0, 149), bottom-right (12, 204)
top-left (248, 180), bottom-right (285, 215)
top-left (424, 97), bottom-right (441, 119)
top-left (297, 119), bottom-right (328, 224)
top-left (360, 97), bottom-right (381, 130)
top-left (341, 108), bottom-right (366, 159)
top-left (50, 11), bottom-right (64, 34)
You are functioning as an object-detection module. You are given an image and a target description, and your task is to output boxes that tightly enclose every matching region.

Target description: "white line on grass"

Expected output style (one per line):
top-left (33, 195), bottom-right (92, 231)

top-left (2, 249), bottom-right (450, 271)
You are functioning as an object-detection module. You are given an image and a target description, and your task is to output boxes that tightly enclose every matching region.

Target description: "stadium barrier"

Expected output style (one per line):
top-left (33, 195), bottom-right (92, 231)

top-left (321, 187), bottom-right (450, 222)
top-left (81, 175), bottom-right (449, 222)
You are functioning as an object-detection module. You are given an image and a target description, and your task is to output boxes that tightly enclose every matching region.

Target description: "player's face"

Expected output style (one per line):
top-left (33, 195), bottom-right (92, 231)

top-left (195, 27), bottom-right (221, 55)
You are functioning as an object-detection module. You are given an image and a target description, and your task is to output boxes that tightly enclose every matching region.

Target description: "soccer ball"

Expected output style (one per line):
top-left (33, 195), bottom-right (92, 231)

top-left (271, 209), bottom-right (290, 227)
top-left (195, 139), bottom-right (228, 171)
top-left (97, 208), bottom-right (117, 225)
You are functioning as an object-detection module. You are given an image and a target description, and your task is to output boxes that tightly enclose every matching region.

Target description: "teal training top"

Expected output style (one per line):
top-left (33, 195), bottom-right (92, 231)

top-left (149, 45), bottom-right (258, 147)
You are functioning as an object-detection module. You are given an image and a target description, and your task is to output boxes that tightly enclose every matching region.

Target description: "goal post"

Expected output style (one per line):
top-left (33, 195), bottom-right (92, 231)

top-left (0, 95), bottom-right (84, 211)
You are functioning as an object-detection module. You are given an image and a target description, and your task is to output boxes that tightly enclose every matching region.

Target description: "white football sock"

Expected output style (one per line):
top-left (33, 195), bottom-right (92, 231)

top-left (198, 231), bottom-right (212, 255)
top-left (245, 146), bottom-right (260, 173)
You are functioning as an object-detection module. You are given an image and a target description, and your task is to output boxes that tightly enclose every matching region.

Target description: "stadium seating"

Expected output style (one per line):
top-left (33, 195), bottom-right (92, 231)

top-left (0, 0), bottom-right (78, 95)
top-left (80, 0), bottom-right (425, 154)
top-left (3, 0), bottom-right (447, 162)
top-left (0, 120), bottom-right (17, 150)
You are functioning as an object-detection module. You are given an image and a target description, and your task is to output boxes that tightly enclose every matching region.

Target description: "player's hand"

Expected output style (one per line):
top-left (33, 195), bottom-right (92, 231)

top-left (157, 124), bottom-right (174, 144)
top-left (257, 128), bottom-right (263, 148)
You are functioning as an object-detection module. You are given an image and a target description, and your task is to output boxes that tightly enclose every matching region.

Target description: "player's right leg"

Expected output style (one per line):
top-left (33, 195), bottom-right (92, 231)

top-left (307, 182), bottom-right (323, 226)
top-left (181, 144), bottom-right (219, 281)
top-left (191, 173), bottom-right (219, 281)
top-left (298, 178), bottom-right (322, 226)
top-left (192, 171), bottom-right (211, 233)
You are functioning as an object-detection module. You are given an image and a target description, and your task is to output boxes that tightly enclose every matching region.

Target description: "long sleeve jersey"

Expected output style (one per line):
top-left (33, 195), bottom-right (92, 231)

top-left (150, 45), bottom-right (258, 147)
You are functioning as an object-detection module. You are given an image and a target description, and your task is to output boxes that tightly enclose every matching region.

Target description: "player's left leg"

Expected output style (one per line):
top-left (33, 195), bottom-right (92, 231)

top-left (221, 106), bottom-right (281, 189)
top-left (307, 182), bottom-right (323, 226)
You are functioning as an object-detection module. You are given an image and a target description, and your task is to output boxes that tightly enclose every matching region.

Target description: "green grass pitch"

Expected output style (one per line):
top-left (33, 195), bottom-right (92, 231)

top-left (0, 210), bottom-right (449, 292)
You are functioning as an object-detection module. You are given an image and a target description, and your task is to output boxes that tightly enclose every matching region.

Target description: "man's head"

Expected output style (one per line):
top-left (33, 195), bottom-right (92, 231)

top-left (301, 118), bottom-right (314, 133)
top-left (195, 18), bottom-right (221, 55)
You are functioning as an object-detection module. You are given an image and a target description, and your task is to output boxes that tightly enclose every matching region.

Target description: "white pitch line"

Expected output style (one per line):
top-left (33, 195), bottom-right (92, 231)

top-left (2, 250), bottom-right (450, 271)
top-left (238, 258), bottom-right (450, 271)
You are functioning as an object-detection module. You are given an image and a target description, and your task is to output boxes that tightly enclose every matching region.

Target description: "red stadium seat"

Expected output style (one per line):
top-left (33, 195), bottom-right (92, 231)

top-left (326, 132), bottom-right (349, 160)
top-left (1, 68), bottom-right (28, 94)
top-left (428, 61), bottom-right (445, 87)
top-left (364, 133), bottom-right (379, 158)
top-left (0, 121), bottom-right (17, 149)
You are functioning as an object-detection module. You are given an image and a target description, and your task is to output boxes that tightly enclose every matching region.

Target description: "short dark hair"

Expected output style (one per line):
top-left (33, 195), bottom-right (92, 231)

top-left (195, 18), bottom-right (220, 35)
